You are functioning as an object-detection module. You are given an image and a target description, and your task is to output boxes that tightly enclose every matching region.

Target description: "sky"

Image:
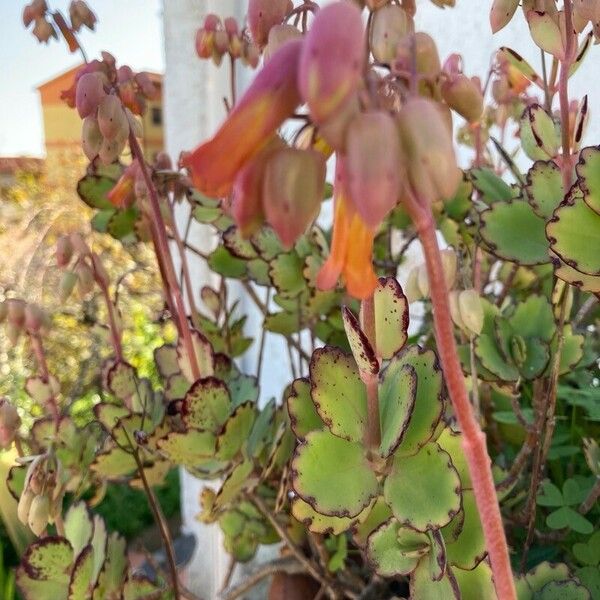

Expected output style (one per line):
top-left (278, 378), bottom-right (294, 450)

top-left (0, 0), bottom-right (164, 157)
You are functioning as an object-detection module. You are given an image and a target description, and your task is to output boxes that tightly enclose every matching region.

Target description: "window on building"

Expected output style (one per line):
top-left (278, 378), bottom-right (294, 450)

top-left (151, 107), bottom-right (162, 126)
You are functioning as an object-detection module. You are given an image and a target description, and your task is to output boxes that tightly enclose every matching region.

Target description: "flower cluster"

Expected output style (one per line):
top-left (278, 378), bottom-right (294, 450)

top-left (185, 2), bottom-right (480, 299)
top-left (63, 54), bottom-right (158, 163)
top-left (196, 14), bottom-right (260, 68)
top-left (22, 0), bottom-right (95, 47)
top-left (0, 299), bottom-right (49, 346)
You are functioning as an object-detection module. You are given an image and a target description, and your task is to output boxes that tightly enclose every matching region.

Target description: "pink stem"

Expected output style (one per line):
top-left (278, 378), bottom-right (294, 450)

top-left (29, 333), bottom-right (60, 429)
top-left (128, 133), bottom-right (201, 382)
top-left (98, 282), bottom-right (124, 362)
top-left (405, 195), bottom-right (516, 600)
top-left (559, 0), bottom-right (575, 191)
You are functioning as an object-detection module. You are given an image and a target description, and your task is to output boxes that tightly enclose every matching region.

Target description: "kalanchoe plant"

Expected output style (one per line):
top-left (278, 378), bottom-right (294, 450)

top-left (3, 0), bottom-right (599, 599)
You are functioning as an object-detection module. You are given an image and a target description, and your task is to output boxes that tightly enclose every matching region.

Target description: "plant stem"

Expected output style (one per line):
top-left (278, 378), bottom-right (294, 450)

top-left (404, 195), bottom-right (516, 600)
top-left (128, 133), bottom-right (201, 381)
top-left (132, 448), bottom-right (180, 600)
top-left (579, 478), bottom-right (600, 515)
top-left (28, 333), bottom-right (60, 428)
top-left (559, 0), bottom-right (575, 192)
top-left (360, 296), bottom-right (381, 450)
top-left (98, 281), bottom-right (123, 362)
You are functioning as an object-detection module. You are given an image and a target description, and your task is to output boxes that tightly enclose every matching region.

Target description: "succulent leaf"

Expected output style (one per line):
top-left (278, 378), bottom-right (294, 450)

top-left (372, 277), bottom-right (409, 360)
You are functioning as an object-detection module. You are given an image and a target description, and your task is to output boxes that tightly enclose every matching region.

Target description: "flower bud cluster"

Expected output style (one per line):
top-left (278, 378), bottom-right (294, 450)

top-left (55, 233), bottom-right (109, 301)
top-left (61, 55), bottom-right (158, 163)
top-left (0, 298), bottom-right (50, 346)
top-left (405, 249), bottom-right (484, 336)
top-left (0, 398), bottom-right (21, 450)
top-left (23, 1), bottom-right (95, 47)
top-left (17, 455), bottom-right (64, 537)
top-left (196, 14), bottom-right (260, 68)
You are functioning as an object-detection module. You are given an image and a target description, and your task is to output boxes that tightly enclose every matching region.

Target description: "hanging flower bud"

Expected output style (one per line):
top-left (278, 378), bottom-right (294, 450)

top-left (0, 302), bottom-right (7, 323)
top-left (394, 33), bottom-right (441, 80)
top-left (201, 287), bottom-right (222, 319)
top-left (263, 148), bottom-right (326, 248)
top-left (97, 95), bottom-right (129, 140)
top-left (298, 2), bottom-right (365, 126)
top-left (28, 494), bottom-right (50, 536)
top-left (441, 74), bottom-right (484, 124)
top-left (75, 72), bottom-right (106, 119)
top-left (449, 290), bottom-right (466, 329)
top-left (490, 0), bottom-right (520, 33)
top-left (316, 160), bottom-right (378, 300)
top-left (264, 24), bottom-right (302, 63)
top-left (32, 17), bottom-right (57, 44)
top-left (56, 235), bottom-right (74, 267)
top-left (242, 41), bottom-right (261, 69)
top-left (18, 489), bottom-right (35, 526)
top-left (231, 140), bottom-right (282, 236)
top-left (59, 271), bottom-right (78, 302)
top-left (397, 97), bottom-right (462, 204)
top-left (185, 39), bottom-right (303, 197)
top-left (98, 136), bottom-right (126, 165)
top-left (404, 267), bottom-right (421, 303)
top-left (81, 116), bottom-right (103, 161)
top-left (458, 289), bottom-right (484, 335)
top-left (366, 0), bottom-right (389, 8)
top-left (371, 5), bottom-right (414, 64)
top-left (248, 0), bottom-right (292, 47)
top-left (69, 232), bottom-right (91, 256)
top-left (7, 299), bottom-right (26, 329)
top-left (69, 0), bottom-right (97, 32)
top-left (107, 161), bottom-right (140, 209)
top-left (76, 262), bottom-right (95, 296)
top-left (195, 28), bottom-right (214, 59)
top-left (345, 110), bottom-right (404, 227)
top-left (0, 399), bottom-right (20, 449)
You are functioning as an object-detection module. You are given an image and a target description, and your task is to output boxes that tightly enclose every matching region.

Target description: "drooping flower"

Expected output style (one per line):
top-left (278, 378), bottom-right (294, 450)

top-left (184, 39), bottom-right (303, 198)
top-left (298, 2), bottom-right (365, 128)
top-left (107, 161), bottom-right (141, 209)
top-left (247, 0), bottom-right (292, 48)
top-left (345, 110), bottom-right (404, 228)
top-left (316, 160), bottom-right (378, 300)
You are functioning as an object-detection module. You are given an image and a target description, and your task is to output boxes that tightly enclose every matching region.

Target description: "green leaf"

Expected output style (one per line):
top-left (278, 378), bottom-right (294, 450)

top-left (537, 580), bottom-right (591, 600)
top-left (269, 252), bottom-right (306, 298)
top-left (92, 533), bottom-right (127, 600)
top-left (470, 168), bottom-right (513, 203)
top-left (445, 491), bottom-right (485, 570)
top-left (105, 361), bottom-right (137, 401)
top-left (250, 227), bottom-right (284, 260)
top-left (508, 295), bottom-right (556, 342)
top-left (64, 503), bottom-right (93, 558)
top-left (309, 347), bottom-right (366, 442)
top-left (16, 537), bottom-right (73, 600)
top-left (223, 226), bottom-right (258, 259)
top-left (378, 363), bottom-right (417, 459)
top-left (328, 534), bottom-right (347, 573)
top-left (546, 506), bottom-right (593, 534)
top-left (526, 160), bottom-right (564, 218)
top-left (286, 378), bottom-right (324, 440)
top-left (562, 479), bottom-right (587, 506)
top-left (91, 448), bottom-right (137, 479)
top-left (157, 429), bottom-right (217, 468)
top-left (480, 200), bottom-right (549, 265)
top-left (410, 558), bottom-right (460, 599)
top-left (342, 306), bottom-right (379, 376)
top-left (547, 187), bottom-right (600, 276)
top-left (393, 347), bottom-right (445, 456)
top-left (366, 519), bottom-right (429, 577)
top-left (291, 497), bottom-right (365, 535)
top-left (519, 561), bottom-right (570, 598)
top-left (106, 208), bottom-right (138, 241)
top-left (91, 209), bottom-right (115, 233)
top-left (182, 377), bottom-right (230, 432)
top-left (553, 258), bottom-right (600, 293)
top-left (384, 443), bottom-right (461, 531)
top-left (573, 531), bottom-right (600, 566)
top-left (292, 429), bottom-right (379, 518)
top-left (215, 460), bottom-right (255, 509)
top-left (264, 311), bottom-right (301, 335)
top-left (176, 329), bottom-right (215, 382)
top-left (520, 104), bottom-right (560, 160)
top-left (537, 481), bottom-right (564, 507)
top-left (575, 566), bottom-right (600, 599)
top-left (207, 246), bottom-right (247, 278)
top-left (216, 402), bottom-right (257, 461)
top-left (68, 545), bottom-right (93, 600)
top-left (77, 175), bottom-right (115, 210)
top-left (453, 561), bottom-right (496, 600)
top-left (436, 427), bottom-right (471, 489)
top-left (123, 575), bottom-right (162, 600)
top-left (353, 497), bottom-right (393, 547)
top-left (577, 146), bottom-right (600, 214)
top-left (373, 277), bottom-right (409, 359)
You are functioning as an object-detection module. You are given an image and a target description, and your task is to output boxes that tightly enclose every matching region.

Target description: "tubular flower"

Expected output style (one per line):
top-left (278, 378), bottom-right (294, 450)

top-left (184, 39), bottom-right (303, 198)
top-left (316, 161), bottom-right (378, 300)
top-left (107, 161), bottom-right (141, 209)
top-left (298, 2), bottom-right (365, 127)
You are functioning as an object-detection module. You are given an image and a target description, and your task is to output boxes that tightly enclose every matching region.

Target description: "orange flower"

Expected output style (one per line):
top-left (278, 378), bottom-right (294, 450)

top-left (184, 39), bottom-right (302, 198)
top-left (107, 161), bottom-right (140, 209)
top-left (316, 162), bottom-right (377, 300)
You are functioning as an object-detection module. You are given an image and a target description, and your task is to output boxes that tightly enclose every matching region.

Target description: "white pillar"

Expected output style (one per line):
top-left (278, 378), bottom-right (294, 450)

top-left (162, 2), bottom-right (288, 597)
